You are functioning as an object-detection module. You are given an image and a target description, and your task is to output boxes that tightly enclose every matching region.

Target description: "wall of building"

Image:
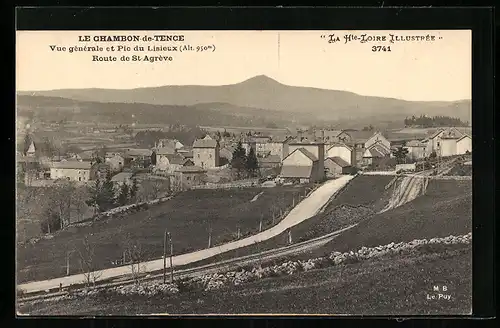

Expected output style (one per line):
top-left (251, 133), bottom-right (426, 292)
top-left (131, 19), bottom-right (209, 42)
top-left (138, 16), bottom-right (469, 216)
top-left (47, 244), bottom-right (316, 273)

top-left (365, 133), bottom-right (390, 150)
top-left (282, 150), bottom-right (313, 166)
top-left (326, 146), bottom-right (352, 165)
top-left (50, 168), bottom-right (91, 181)
top-left (440, 139), bottom-right (457, 157)
top-left (457, 137), bottom-right (472, 155)
top-left (406, 146), bottom-right (427, 160)
top-left (193, 147), bottom-right (220, 168)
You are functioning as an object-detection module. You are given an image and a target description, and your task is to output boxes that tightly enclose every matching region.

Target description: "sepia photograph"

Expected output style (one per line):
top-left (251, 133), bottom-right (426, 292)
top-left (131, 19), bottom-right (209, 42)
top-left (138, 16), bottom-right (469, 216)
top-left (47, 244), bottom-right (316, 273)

top-left (15, 29), bottom-right (472, 316)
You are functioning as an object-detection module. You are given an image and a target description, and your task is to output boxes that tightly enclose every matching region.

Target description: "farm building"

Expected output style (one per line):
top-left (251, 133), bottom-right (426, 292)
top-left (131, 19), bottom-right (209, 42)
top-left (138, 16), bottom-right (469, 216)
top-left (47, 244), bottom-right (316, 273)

top-left (362, 143), bottom-right (391, 167)
top-left (258, 154), bottom-right (282, 169)
top-left (404, 140), bottom-right (428, 160)
top-left (173, 166), bottom-right (207, 190)
top-left (50, 161), bottom-right (93, 182)
top-left (124, 148), bottom-right (153, 167)
top-left (324, 156), bottom-right (355, 177)
top-left (192, 138), bottom-right (220, 169)
top-left (280, 147), bottom-right (325, 183)
top-left (155, 153), bottom-right (186, 174)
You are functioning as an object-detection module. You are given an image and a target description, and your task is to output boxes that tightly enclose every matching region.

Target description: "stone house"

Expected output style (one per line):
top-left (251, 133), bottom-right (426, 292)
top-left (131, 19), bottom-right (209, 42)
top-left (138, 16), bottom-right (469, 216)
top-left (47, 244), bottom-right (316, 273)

top-left (173, 165), bottom-right (207, 191)
top-left (50, 161), bottom-right (93, 182)
top-left (192, 139), bottom-right (220, 169)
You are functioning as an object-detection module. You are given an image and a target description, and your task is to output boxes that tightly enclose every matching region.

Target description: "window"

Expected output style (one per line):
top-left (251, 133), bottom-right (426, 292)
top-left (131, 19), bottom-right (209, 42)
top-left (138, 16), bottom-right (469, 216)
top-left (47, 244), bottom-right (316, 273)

top-left (209, 154), bottom-right (212, 159)
top-left (198, 154), bottom-right (200, 158)
top-left (79, 177), bottom-right (81, 181)
top-left (186, 176), bottom-right (191, 181)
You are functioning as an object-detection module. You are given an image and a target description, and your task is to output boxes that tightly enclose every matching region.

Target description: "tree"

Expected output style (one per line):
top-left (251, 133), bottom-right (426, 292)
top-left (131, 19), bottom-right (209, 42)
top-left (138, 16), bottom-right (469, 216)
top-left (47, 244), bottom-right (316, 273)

top-left (77, 235), bottom-right (102, 287)
top-left (129, 178), bottom-right (139, 201)
top-left (117, 182), bottom-right (130, 206)
top-left (391, 146), bottom-right (410, 164)
top-left (86, 177), bottom-right (102, 213)
top-left (122, 233), bottom-right (147, 284)
top-left (231, 141), bottom-right (247, 179)
top-left (99, 174), bottom-right (116, 211)
top-left (245, 147), bottom-right (259, 177)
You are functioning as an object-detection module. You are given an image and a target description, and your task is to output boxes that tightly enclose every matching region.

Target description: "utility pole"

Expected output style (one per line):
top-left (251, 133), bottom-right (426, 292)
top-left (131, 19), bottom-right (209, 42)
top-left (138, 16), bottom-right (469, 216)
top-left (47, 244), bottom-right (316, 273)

top-left (259, 216), bottom-right (263, 232)
top-left (66, 251), bottom-right (71, 276)
top-left (208, 224), bottom-right (212, 248)
top-left (169, 232), bottom-right (174, 283)
top-left (237, 227), bottom-right (241, 239)
top-left (288, 228), bottom-right (292, 245)
top-left (163, 229), bottom-right (167, 284)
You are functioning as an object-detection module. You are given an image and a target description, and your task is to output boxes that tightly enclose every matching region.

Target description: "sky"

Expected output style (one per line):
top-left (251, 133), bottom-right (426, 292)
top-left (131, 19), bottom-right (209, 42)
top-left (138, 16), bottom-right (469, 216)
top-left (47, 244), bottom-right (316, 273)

top-left (16, 30), bottom-right (471, 101)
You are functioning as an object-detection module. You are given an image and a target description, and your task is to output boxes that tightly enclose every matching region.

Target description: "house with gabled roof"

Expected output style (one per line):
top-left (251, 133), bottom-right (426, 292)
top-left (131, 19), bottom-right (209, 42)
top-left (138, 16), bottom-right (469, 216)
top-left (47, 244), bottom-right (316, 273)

top-left (280, 146), bottom-right (324, 183)
top-left (456, 134), bottom-right (472, 155)
top-left (50, 161), bottom-right (94, 182)
top-left (324, 156), bottom-right (355, 177)
top-left (326, 143), bottom-right (354, 165)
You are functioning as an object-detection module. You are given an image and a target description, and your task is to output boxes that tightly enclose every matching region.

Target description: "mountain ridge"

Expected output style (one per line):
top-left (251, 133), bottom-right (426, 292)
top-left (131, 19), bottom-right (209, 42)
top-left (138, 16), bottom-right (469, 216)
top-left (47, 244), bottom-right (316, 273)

top-left (17, 75), bottom-right (472, 124)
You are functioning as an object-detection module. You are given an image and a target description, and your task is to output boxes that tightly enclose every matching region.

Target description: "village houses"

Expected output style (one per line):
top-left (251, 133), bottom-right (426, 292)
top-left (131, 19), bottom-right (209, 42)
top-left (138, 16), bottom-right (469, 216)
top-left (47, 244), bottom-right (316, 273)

top-left (425, 127), bottom-right (472, 157)
top-left (173, 165), bottom-right (207, 191)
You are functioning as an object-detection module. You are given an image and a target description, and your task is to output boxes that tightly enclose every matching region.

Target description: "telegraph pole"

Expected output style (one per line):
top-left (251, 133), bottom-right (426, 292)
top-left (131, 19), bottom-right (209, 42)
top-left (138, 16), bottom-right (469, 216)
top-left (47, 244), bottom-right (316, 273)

top-left (66, 251), bottom-right (71, 276)
top-left (169, 232), bottom-right (174, 283)
top-left (288, 228), bottom-right (292, 245)
top-left (207, 224), bottom-right (212, 248)
top-left (259, 216), bottom-right (263, 232)
top-left (163, 229), bottom-right (167, 284)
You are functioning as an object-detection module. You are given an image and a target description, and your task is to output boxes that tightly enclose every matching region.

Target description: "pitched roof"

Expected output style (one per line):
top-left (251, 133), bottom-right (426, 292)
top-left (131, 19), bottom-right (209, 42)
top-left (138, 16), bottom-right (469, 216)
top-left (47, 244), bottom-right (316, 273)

top-left (193, 139), bottom-right (218, 148)
top-left (175, 165), bottom-right (206, 173)
top-left (344, 130), bottom-right (375, 144)
top-left (270, 135), bottom-right (293, 143)
top-left (326, 156), bottom-right (351, 168)
top-left (280, 165), bottom-right (313, 178)
top-left (298, 148), bottom-right (318, 161)
top-left (363, 147), bottom-right (386, 158)
top-left (51, 161), bottom-right (92, 170)
top-left (370, 143), bottom-right (391, 156)
top-left (155, 146), bottom-right (176, 156)
top-left (406, 140), bottom-right (427, 147)
top-left (457, 134), bottom-right (472, 142)
top-left (259, 155), bottom-right (281, 164)
top-left (165, 153), bottom-right (185, 165)
top-left (327, 143), bottom-right (352, 152)
top-left (125, 148), bottom-right (153, 157)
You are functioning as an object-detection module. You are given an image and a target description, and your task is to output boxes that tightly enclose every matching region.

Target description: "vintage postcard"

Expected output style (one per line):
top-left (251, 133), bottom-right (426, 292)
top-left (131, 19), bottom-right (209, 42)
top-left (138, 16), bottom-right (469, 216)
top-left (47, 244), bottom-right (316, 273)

top-left (16, 30), bottom-right (472, 316)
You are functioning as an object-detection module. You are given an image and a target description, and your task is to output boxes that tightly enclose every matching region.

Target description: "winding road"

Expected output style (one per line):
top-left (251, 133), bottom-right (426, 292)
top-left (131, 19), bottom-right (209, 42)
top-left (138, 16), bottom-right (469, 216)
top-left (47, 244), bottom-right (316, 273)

top-left (18, 175), bottom-right (355, 294)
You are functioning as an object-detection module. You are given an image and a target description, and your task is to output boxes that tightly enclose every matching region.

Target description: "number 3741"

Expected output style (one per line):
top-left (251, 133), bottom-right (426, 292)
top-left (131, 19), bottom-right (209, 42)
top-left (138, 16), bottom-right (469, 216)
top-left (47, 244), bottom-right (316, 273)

top-left (372, 46), bottom-right (392, 52)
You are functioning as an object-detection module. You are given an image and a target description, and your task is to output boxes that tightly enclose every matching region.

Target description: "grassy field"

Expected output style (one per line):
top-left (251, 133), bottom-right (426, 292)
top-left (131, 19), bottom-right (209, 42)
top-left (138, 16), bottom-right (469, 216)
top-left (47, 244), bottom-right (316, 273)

top-left (180, 175), bottom-right (394, 265)
top-left (323, 179), bottom-right (472, 253)
top-left (180, 176), bottom-right (472, 268)
top-left (19, 243), bottom-right (472, 315)
top-left (17, 185), bottom-right (306, 283)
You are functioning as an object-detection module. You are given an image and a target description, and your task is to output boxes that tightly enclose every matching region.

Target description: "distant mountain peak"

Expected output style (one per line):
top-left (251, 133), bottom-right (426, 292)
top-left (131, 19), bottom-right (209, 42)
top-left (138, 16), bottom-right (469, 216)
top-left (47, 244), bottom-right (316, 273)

top-left (239, 75), bottom-right (282, 85)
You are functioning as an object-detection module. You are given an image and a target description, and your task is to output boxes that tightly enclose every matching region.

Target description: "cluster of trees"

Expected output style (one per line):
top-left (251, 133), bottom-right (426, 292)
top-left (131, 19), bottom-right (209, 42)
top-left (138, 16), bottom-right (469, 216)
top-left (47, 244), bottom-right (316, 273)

top-left (391, 145), bottom-right (410, 164)
top-left (404, 115), bottom-right (469, 128)
top-left (230, 141), bottom-right (259, 179)
top-left (362, 125), bottom-right (375, 131)
top-left (86, 176), bottom-right (140, 213)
